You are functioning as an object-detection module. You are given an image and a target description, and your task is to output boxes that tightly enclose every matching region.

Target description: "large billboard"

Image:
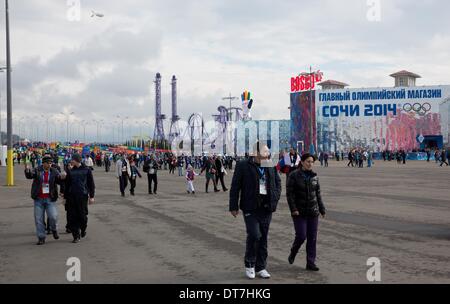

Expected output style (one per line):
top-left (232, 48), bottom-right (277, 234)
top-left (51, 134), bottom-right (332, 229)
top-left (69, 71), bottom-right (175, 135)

top-left (290, 91), bottom-right (317, 153)
top-left (315, 85), bottom-right (450, 152)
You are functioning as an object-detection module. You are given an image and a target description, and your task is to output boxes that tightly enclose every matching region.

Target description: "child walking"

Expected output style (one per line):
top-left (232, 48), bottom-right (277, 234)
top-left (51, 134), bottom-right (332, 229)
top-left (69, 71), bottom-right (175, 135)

top-left (186, 165), bottom-right (198, 194)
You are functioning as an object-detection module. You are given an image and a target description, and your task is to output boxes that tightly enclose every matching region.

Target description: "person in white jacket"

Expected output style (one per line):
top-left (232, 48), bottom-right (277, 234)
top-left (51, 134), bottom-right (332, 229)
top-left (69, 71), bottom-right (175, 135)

top-left (84, 155), bottom-right (94, 170)
top-left (185, 165), bottom-right (199, 194)
top-left (116, 155), bottom-right (131, 197)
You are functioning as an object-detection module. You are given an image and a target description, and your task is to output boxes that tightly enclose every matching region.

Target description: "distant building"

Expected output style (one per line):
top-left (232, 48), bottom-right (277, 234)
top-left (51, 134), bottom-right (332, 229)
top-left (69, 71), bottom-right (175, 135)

top-left (318, 80), bottom-right (349, 90)
top-left (390, 70), bottom-right (421, 87)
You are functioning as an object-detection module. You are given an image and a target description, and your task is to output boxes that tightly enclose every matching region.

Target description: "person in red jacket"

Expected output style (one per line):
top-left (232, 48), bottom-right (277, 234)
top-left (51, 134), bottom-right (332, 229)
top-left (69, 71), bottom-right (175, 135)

top-left (25, 156), bottom-right (65, 245)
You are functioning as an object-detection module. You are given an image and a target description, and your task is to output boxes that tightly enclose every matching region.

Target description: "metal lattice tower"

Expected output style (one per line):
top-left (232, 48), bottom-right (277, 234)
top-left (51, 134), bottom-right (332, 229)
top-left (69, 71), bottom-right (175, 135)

top-left (153, 73), bottom-right (166, 145)
top-left (169, 75), bottom-right (181, 144)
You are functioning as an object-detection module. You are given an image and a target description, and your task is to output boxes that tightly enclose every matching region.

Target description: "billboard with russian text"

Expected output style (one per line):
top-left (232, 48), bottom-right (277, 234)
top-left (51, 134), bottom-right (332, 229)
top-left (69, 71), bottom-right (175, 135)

top-left (315, 85), bottom-right (450, 152)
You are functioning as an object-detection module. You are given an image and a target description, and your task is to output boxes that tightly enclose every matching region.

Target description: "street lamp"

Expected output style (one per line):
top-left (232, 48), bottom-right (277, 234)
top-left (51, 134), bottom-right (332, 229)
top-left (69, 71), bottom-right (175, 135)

top-left (0, 66), bottom-right (6, 145)
top-left (116, 115), bottom-right (128, 144)
top-left (60, 111), bottom-right (75, 144)
top-left (93, 119), bottom-right (104, 143)
top-left (79, 120), bottom-right (88, 143)
top-left (5, 0), bottom-right (14, 186)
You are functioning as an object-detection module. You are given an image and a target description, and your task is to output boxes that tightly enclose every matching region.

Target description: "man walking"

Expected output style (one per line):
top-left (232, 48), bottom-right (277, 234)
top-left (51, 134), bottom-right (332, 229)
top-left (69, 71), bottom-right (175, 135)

top-left (287, 148), bottom-right (300, 178)
top-left (104, 153), bottom-right (111, 172)
top-left (63, 154), bottom-right (95, 243)
top-left (215, 155), bottom-right (228, 192)
top-left (25, 156), bottom-right (65, 245)
top-left (229, 141), bottom-right (282, 279)
top-left (143, 154), bottom-right (159, 194)
top-left (116, 154), bottom-right (131, 197)
top-left (440, 149), bottom-right (449, 166)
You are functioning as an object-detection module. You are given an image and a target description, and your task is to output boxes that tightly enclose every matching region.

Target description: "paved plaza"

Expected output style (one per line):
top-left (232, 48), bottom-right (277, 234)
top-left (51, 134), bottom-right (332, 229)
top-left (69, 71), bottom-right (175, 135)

top-left (0, 161), bottom-right (449, 283)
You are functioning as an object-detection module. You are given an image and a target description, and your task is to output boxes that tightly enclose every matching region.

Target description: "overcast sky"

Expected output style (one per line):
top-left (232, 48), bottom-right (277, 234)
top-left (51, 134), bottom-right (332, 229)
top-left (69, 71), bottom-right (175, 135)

top-left (1, 0), bottom-right (450, 142)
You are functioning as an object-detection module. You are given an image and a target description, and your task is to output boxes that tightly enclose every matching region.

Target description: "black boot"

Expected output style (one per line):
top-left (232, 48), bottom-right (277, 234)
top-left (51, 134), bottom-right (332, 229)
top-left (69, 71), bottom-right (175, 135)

top-left (52, 230), bottom-right (60, 240)
top-left (306, 264), bottom-right (320, 271)
top-left (288, 243), bottom-right (301, 264)
top-left (288, 251), bottom-right (297, 265)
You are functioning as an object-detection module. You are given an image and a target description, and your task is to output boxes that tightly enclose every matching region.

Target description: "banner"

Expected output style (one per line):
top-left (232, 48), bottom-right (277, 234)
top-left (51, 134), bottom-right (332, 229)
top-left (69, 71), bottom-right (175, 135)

top-left (315, 85), bottom-right (450, 152)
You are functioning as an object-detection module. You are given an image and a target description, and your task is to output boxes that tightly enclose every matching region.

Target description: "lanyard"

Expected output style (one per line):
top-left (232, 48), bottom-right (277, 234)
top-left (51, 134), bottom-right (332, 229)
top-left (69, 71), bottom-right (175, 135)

top-left (257, 167), bottom-right (265, 179)
top-left (41, 170), bottom-right (51, 183)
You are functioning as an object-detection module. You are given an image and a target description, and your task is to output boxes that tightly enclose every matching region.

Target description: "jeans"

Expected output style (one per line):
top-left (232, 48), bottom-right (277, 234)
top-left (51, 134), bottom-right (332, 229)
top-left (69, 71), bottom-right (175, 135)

top-left (119, 174), bottom-right (128, 194)
top-left (34, 198), bottom-right (58, 239)
top-left (178, 167), bottom-right (183, 176)
top-left (243, 209), bottom-right (272, 272)
top-left (205, 174), bottom-right (218, 192)
top-left (291, 215), bottom-right (319, 266)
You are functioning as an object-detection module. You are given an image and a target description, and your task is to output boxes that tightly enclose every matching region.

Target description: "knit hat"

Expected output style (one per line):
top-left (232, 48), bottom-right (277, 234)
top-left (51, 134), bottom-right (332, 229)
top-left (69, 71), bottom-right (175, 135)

top-left (72, 153), bottom-right (82, 163)
top-left (42, 156), bottom-right (53, 163)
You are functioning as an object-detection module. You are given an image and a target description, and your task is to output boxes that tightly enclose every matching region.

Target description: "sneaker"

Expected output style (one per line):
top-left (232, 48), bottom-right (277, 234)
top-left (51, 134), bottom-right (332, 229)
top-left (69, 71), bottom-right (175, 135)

top-left (256, 269), bottom-right (271, 279)
top-left (52, 230), bottom-right (60, 240)
top-left (245, 267), bottom-right (255, 279)
top-left (306, 264), bottom-right (320, 271)
top-left (72, 237), bottom-right (81, 244)
top-left (36, 238), bottom-right (45, 245)
top-left (81, 230), bottom-right (86, 238)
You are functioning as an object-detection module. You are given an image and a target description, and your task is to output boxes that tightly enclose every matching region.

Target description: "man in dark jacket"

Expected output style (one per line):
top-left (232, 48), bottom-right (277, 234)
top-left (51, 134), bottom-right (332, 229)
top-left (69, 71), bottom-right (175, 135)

top-left (104, 154), bottom-right (111, 172)
top-left (143, 154), bottom-right (159, 194)
top-left (440, 149), bottom-right (449, 166)
top-left (25, 155), bottom-right (65, 245)
top-left (215, 155), bottom-right (228, 192)
top-left (229, 141), bottom-right (281, 279)
top-left (63, 154), bottom-right (95, 243)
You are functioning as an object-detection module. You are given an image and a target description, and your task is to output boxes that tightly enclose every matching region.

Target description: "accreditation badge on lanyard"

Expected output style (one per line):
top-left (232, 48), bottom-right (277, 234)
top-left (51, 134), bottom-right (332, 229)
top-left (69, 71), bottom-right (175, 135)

top-left (258, 167), bottom-right (267, 195)
top-left (42, 172), bottom-right (50, 194)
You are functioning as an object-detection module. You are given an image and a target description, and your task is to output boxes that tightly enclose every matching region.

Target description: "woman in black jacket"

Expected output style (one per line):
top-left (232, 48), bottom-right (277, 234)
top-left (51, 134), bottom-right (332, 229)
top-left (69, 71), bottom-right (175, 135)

top-left (286, 153), bottom-right (326, 271)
